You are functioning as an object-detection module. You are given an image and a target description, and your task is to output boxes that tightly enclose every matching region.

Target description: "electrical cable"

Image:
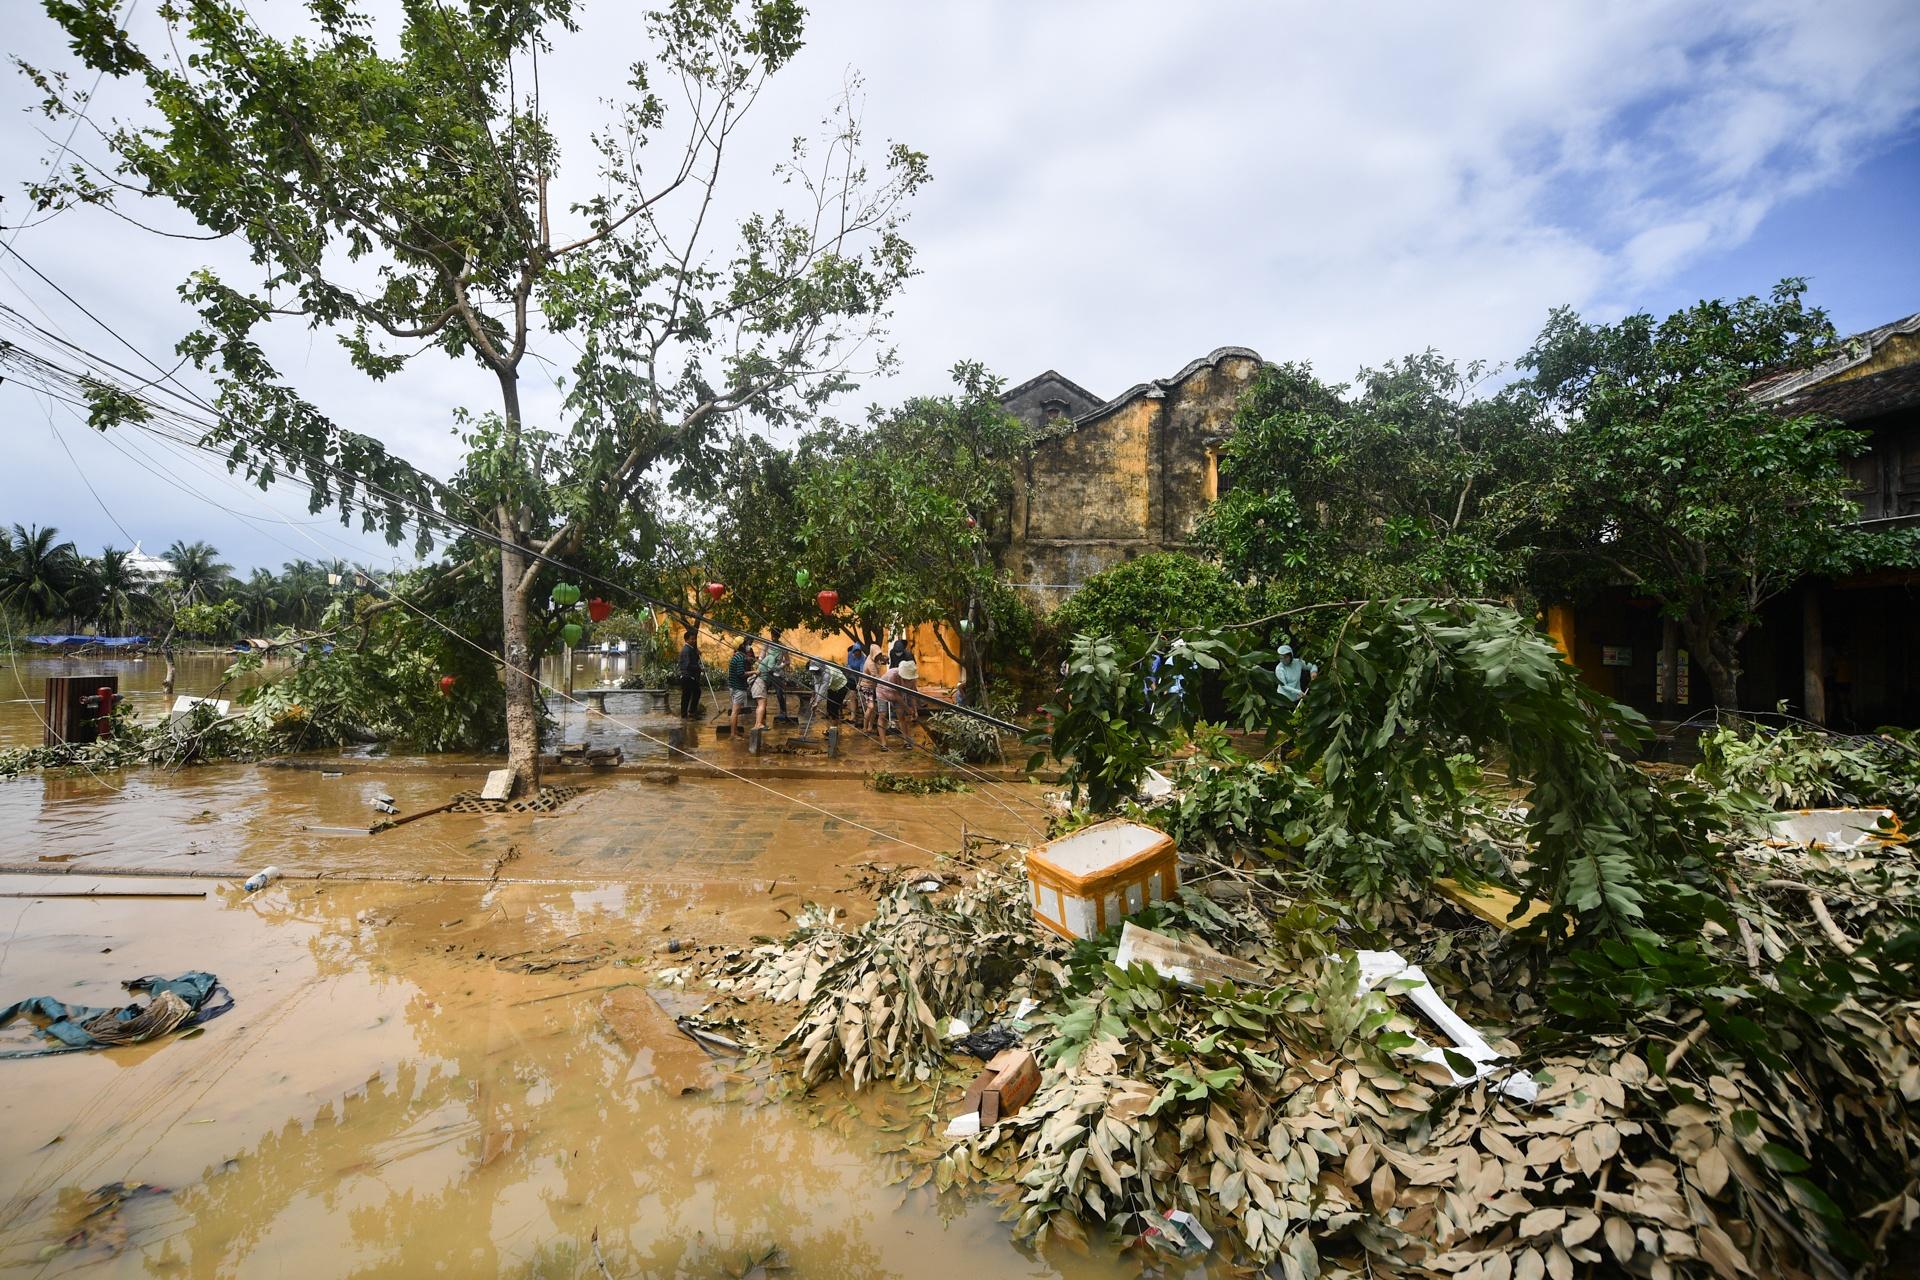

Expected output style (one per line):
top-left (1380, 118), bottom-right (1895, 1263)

top-left (104, 427), bottom-right (1006, 857)
top-left (0, 303), bottom-right (1033, 740)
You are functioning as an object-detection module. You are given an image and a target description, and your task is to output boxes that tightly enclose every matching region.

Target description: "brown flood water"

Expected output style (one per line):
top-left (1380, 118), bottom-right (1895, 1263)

top-left (0, 656), bottom-right (1127, 1278)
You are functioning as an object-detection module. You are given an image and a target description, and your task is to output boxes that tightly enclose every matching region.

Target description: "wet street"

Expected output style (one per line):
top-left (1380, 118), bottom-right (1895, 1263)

top-left (0, 653), bottom-right (1113, 1278)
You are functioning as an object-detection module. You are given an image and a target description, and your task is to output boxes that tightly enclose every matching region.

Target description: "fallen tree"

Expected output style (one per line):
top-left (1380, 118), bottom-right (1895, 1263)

top-left (723, 599), bottom-right (1920, 1277)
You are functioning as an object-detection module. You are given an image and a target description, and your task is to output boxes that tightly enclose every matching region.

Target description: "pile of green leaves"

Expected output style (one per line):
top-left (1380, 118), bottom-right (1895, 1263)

top-left (1696, 720), bottom-right (1920, 818)
top-left (751, 863), bottom-right (1052, 1089)
top-left (925, 709), bottom-right (1009, 765)
top-left (869, 770), bottom-right (971, 795)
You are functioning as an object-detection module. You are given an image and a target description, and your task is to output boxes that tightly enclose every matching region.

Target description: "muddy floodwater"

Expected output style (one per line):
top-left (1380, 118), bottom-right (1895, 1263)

top-left (0, 655), bottom-right (1127, 1277)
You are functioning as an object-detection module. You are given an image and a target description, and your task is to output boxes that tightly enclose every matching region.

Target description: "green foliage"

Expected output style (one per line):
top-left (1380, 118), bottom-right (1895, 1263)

top-left (1696, 719), bottom-right (1920, 816)
top-left (704, 363), bottom-right (1024, 657)
top-left (1297, 600), bottom-right (1724, 933)
top-left (924, 710), bottom-right (1008, 765)
top-left (867, 769), bottom-right (970, 795)
top-left (1524, 279), bottom-right (1918, 706)
top-left (1050, 552), bottom-right (1247, 643)
top-left (1038, 599), bottom-right (1724, 935)
top-left (1037, 629), bottom-right (1279, 811)
top-left (31, 0), bottom-right (928, 777)
top-left (1198, 355), bottom-right (1550, 602)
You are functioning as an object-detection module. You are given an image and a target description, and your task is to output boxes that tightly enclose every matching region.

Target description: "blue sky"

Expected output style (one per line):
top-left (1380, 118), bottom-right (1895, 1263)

top-left (2, 0), bottom-right (1917, 570)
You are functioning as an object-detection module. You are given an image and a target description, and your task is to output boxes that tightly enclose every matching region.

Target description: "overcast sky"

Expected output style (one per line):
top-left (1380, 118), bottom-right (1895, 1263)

top-left (3, 0), bottom-right (1918, 572)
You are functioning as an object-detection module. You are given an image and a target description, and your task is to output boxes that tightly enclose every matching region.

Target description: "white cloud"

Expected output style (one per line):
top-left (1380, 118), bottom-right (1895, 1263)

top-left (2, 0), bottom-right (1917, 565)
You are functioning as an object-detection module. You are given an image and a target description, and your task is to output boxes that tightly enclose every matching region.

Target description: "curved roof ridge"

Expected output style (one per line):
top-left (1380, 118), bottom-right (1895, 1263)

top-left (1075, 345), bottom-right (1265, 427)
top-left (1753, 311), bottom-right (1920, 404)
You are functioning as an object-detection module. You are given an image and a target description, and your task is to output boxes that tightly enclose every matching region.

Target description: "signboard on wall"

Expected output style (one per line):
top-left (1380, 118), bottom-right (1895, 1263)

top-left (1601, 646), bottom-right (1633, 667)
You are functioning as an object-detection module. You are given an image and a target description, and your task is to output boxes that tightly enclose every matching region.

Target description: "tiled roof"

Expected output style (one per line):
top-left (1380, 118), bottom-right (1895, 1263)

top-left (1772, 361), bottom-right (1920, 423)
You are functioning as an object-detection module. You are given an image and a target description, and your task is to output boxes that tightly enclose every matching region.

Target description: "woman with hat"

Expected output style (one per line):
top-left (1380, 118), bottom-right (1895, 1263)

top-left (878, 653), bottom-right (920, 750)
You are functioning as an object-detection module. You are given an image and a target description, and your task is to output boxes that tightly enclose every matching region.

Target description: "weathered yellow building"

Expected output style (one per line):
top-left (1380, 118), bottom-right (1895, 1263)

top-left (996, 346), bottom-right (1264, 601)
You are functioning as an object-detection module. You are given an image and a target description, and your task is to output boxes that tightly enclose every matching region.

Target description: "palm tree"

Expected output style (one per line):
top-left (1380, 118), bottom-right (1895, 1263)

top-left (278, 559), bottom-right (330, 628)
top-left (233, 568), bottom-right (280, 634)
top-left (163, 539), bottom-right (232, 603)
top-left (1, 524), bottom-right (80, 623)
top-left (87, 548), bottom-right (151, 636)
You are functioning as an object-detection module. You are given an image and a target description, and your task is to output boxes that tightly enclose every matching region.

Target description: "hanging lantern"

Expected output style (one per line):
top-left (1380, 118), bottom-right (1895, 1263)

top-left (816, 588), bottom-right (839, 616)
top-left (706, 582), bottom-right (726, 601)
top-left (561, 622), bottom-right (584, 647)
top-left (553, 582), bottom-right (579, 607)
top-left (957, 618), bottom-right (972, 635)
top-left (794, 568), bottom-right (811, 589)
top-left (966, 515), bottom-right (977, 529)
top-left (438, 674), bottom-right (457, 695)
top-left (587, 597), bottom-right (612, 623)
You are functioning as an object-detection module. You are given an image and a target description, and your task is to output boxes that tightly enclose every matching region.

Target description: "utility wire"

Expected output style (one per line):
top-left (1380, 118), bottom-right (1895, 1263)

top-left (0, 284), bottom-right (1032, 737)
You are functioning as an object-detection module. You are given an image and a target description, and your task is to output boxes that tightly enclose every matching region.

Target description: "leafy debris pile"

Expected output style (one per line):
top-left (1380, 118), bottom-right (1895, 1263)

top-left (729, 601), bottom-right (1920, 1277)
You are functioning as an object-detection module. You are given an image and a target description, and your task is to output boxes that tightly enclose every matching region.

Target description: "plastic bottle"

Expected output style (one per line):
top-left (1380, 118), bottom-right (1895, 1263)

top-left (243, 866), bottom-right (282, 893)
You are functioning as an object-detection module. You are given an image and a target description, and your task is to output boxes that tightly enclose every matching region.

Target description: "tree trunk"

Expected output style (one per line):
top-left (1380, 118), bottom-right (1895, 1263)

top-left (496, 371), bottom-right (542, 799)
top-left (1679, 611), bottom-right (1742, 712)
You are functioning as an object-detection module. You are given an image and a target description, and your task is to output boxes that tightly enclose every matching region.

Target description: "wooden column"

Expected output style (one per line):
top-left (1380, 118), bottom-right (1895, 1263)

top-left (1802, 587), bottom-right (1827, 725)
top-left (1659, 619), bottom-right (1680, 710)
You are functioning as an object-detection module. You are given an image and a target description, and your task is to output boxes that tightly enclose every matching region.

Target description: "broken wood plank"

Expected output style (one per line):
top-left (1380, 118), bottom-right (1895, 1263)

top-left (1115, 921), bottom-right (1268, 988)
top-left (1434, 877), bottom-right (1552, 933)
top-left (369, 800), bottom-right (460, 834)
top-left (0, 890), bottom-right (207, 899)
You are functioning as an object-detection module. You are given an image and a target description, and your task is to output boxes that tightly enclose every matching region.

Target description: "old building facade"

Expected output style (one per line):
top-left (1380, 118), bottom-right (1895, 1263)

top-left (1551, 311), bottom-right (1920, 726)
top-left (997, 347), bottom-right (1263, 599)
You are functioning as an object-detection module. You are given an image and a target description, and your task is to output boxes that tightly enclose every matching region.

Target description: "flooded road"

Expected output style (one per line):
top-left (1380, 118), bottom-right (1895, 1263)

top-left (0, 656), bottom-right (1114, 1278)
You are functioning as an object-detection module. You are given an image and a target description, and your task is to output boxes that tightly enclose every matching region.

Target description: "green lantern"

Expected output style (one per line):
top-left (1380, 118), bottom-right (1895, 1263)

top-left (957, 618), bottom-right (972, 635)
top-left (794, 568), bottom-right (811, 589)
top-left (561, 622), bottom-right (584, 647)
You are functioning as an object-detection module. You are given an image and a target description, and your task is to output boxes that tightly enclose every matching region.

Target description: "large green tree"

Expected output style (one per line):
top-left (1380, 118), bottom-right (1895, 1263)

top-left (29, 0), bottom-right (925, 792)
top-left (1197, 353), bottom-right (1550, 608)
top-left (1523, 280), bottom-right (1907, 709)
top-left (701, 363), bottom-right (1025, 686)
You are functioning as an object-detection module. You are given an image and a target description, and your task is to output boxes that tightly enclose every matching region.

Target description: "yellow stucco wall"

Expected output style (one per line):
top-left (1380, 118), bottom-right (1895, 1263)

top-left (1024, 398), bottom-right (1156, 542)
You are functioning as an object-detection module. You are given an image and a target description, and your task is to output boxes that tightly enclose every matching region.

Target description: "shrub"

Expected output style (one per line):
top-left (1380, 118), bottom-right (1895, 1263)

top-left (1050, 552), bottom-right (1246, 642)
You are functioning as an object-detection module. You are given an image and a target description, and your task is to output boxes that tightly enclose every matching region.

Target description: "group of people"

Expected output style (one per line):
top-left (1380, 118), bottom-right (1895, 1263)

top-left (721, 628), bottom-right (928, 749)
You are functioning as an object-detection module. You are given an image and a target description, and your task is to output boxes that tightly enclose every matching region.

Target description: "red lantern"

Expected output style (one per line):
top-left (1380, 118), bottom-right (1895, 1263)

top-left (706, 582), bottom-right (726, 601)
top-left (587, 597), bottom-right (612, 623)
top-left (438, 675), bottom-right (457, 695)
top-left (816, 588), bottom-right (840, 616)
top-left (966, 515), bottom-right (977, 528)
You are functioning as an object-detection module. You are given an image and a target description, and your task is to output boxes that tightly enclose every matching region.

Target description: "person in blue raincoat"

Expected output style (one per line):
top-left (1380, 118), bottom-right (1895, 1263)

top-left (1273, 642), bottom-right (1317, 704)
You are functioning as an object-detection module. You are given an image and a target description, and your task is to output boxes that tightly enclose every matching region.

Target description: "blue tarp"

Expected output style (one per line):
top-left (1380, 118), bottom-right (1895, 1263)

top-left (23, 635), bottom-right (150, 648)
top-left (0, 972), bottom-right (233, 1059)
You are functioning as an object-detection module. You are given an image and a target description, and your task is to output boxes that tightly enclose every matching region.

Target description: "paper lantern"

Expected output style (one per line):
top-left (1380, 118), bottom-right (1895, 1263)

top-left (561, 622), bottom-right (584, 647)
top-left (794, 568), bottom-right (811, 589)
top-left (706, 582), bottom-right (726, 601)
top-left (816, 588), bottom-right (839, 616)
top-left (966, 516), bottom-right (977, 528)
top-left (438, 675), bottom-right (457, 695)
top-left (587, 597), bottom-right (612, 623)
top-left (957, 619), bottom-right (972, 635)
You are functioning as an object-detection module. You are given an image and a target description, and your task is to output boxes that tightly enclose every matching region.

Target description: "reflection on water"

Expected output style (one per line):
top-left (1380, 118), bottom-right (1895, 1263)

top-left (0, 677), bottom-right (1092, 1280)
top-left (0, 651), bottom-right (282, 750)
top-left (0, 878), bottom-right (1115, 1278)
